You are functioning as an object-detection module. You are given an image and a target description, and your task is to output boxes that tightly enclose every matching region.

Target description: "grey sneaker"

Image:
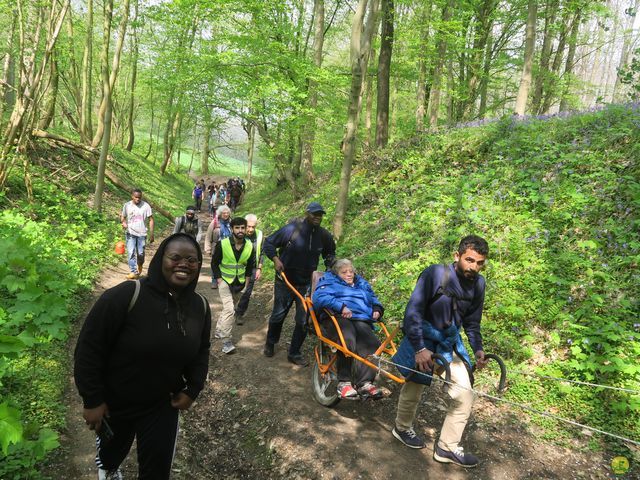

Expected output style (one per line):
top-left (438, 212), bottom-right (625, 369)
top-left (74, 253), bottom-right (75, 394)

top-left (433, 444), bottom-right (479, 468)
top-left (263, 342), bottom-right (274, 357)
top-left (98, 467), bottom-right (124, 480)
top-left (235, 313), bottom-right (244, 325)
top-left (392, 427), bottom-right (426, 449)
top-left (221, 340), bottom-right (236, 354)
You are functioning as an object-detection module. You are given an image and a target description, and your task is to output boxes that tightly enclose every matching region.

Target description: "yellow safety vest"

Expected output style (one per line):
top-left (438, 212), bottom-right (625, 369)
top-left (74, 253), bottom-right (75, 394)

top-left (220, 237), bottom-right (253, 284)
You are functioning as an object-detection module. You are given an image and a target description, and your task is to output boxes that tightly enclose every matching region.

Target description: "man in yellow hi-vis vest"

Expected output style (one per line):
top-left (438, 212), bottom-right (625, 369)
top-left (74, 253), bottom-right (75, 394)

top-left (211, 217), bottom-right (256, 354)
top-left (234, 214), bottom-right (265, 325)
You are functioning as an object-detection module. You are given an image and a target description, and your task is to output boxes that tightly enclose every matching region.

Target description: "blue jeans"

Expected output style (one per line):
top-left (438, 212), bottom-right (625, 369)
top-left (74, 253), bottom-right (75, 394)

top-left (266, 277), bottom-right (309, 356)
top-left (126, 233), bottom-right (146, 273)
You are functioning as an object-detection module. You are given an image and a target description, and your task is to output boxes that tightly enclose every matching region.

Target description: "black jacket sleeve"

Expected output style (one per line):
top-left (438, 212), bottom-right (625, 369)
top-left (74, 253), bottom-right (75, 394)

top-left (462, 277), bottom-right (485, 353)
top-left (74, 282), bottom-right (136, 408)
top-left (322, 229), bottom-right (336, 270)
top-left (182, 298), bottom-right (212, 400)
top-left (211, 241), bottom-right (223, 279)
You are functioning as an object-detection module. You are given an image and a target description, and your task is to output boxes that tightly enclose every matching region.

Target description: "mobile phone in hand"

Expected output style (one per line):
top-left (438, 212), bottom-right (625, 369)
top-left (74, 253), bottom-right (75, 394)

top-left (98, 418), bottom-right (114, 444)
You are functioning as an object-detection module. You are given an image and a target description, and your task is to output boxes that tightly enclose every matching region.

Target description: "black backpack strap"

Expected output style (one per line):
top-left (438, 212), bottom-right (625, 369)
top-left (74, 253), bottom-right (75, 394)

top-left (196, 293), bottom-right (208, 316)
top-left (428, 264), bottom-right (450, 306)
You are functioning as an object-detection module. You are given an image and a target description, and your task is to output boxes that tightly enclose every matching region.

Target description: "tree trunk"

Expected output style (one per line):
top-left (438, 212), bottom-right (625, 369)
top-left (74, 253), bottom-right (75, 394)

top-left (462, 0), bottom-right (496, 120)
top-left (201, 123), bottom-right (211, 176)
top-left (247, 123), bottom-right (255, 186)
top-left (0, 15), bottom-right (17, 127)
top-left (91, 0), bottom-right (130, 148)
top-left (541, 7), bottom-right (571, 113)
top-left (514, 0), bottom-right (537, 115)
top-left (80, 0), bottom-right (93, 142)
top-left (125, 0), bottom-right (139, 151)
top-left (559, 11), bottom-right (581, 111)
top-left (93, 90), bottom-right (112, 212)
top-left (478, 28), bottom-right (493, 118)
top-left (363, 49), bottom-right (375, 148)
top-left (299, 0), bottom-right (324, 185)
top-left (428, 0), bottom-right (453, 127)
top-left (37, 57), bottom-right (58, 130)
top-left (415, 1), bottom-right (432, 132)
top-left (90, 0), bottom-right (112, 148)
top-left (531, 0), bottom-right (559, 114)
top-left (144, 101), bottom-right (154, 160)
top-left (375, 0), bottom-right (394, 148)
top-left (334, 0), bottom-right (379, 240)
top-left (612, 0), bottom-right (640, 100)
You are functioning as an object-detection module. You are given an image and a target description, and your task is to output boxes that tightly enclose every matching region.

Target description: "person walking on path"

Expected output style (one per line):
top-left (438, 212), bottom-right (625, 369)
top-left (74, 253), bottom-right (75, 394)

top-left (173, 206), bottom-right (203, 243)
top-left (234, 214), bottom-right (264, 325)
top-left (211, 217), bottom-right (255, 354)
top-left (205, 205), bottom-right (232, 289)
top-left (262, 202), bottom-right (336, 366)
top-left (120, 188), bottom-right (154, 279)
top-left (192, 183), bottom-right (204, 212)
top-left (391, 235), bottom-right (489, 469)
top-left (74, 233), bottom-right (211, 480)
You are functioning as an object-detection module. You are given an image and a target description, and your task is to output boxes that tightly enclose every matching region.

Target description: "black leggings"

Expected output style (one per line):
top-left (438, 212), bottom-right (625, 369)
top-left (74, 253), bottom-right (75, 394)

top-left (325, 317), bottom-right (381, 387)
top-left (96, 402), bottom-right (179, 479)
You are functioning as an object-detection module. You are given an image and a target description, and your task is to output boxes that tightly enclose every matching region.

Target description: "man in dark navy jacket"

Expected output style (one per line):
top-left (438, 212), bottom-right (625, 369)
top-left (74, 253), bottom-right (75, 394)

top-left (392, 235), bottom-right (489, 469)
top-left (263, 202), bottom-right (336, 366)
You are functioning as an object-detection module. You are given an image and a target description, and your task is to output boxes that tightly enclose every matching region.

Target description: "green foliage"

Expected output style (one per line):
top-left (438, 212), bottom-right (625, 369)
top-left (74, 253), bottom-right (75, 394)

top-left (244, 105), bottom-right (640, 451)
top-left (0, 144), bottom-right (194, 477)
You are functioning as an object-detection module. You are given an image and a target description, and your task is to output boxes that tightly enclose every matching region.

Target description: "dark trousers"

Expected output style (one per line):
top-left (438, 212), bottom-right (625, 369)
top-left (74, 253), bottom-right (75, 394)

top-left (266, 277), bottom-right (309, 356)
top-left (96, 402), bottom-right (179, 480)
top-left (235, 274), bottom-right (256, 317)
top-left (325, 317), bottom-right (381, 386)
top-left (195, 197), bottom-right (202, 211)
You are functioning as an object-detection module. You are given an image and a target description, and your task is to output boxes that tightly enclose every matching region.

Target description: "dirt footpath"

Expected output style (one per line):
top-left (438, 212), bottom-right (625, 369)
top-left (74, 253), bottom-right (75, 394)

top-left (51, 212), bottom-right (621, 480)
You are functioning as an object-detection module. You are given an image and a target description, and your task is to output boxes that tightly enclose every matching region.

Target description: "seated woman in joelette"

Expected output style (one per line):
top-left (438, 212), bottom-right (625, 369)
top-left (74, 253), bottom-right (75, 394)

top-left (312, 259), bottom-right (384, 400)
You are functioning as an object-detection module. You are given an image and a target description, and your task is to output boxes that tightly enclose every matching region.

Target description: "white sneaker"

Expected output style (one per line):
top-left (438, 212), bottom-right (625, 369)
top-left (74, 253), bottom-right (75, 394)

top-left (222, 340), bottom-right (236, 354)
top-left (98, 467), bottom-right (124, 480)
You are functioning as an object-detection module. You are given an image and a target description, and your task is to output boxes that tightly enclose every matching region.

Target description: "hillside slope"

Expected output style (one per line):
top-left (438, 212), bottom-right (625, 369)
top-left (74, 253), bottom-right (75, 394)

top-left (241, 105), bottom-right (640, 463)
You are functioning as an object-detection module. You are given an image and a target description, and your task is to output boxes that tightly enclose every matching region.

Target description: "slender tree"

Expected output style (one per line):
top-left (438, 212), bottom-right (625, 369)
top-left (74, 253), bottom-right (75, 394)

top-left (79, 0), bottom-right (94, 142)
top-left (514, 0), bottom-right (537, 115)
top-left (334, 0), bottom-right (380, 239)
top-left (125, 0), bottom-right (140, 151)
top-left (299, 0), bottom-right (325, 185)
top-left (428, 0), bottom-right (453, 127)
top-left (375, 0), bottom-right (394, 147)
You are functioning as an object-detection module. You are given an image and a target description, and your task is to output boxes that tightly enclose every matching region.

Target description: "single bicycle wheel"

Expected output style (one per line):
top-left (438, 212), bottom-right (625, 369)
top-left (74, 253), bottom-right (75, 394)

top-left (311, 340), bottom-right (340, 407)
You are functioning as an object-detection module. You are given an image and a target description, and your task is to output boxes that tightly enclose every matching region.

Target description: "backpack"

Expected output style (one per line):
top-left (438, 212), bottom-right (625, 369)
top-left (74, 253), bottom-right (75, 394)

top-left (428, 264), bottom-right (475, 319)
top-left (177, 215), bottom-right (198, 237)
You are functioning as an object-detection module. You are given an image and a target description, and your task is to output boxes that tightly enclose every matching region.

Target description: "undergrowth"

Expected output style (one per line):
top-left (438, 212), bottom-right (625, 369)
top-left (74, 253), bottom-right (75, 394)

top-left (240, 104), bottom-right (640, 465)
top-left (0, 145), bottom-right (193, 478)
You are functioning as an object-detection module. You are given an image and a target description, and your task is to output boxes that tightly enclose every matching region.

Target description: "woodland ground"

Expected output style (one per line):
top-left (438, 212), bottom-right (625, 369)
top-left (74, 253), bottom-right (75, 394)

top-left (46, 198), bottom-right (629, 480)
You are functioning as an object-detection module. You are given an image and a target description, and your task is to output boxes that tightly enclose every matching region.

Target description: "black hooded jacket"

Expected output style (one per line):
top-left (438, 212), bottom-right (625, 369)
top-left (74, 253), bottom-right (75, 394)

top-left (74, 234), bottom-right (211, 417)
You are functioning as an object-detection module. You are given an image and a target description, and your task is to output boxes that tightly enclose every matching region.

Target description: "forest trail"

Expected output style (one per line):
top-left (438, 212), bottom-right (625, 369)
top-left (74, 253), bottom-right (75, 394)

top-left (51, 208), bottom-right (613, 480)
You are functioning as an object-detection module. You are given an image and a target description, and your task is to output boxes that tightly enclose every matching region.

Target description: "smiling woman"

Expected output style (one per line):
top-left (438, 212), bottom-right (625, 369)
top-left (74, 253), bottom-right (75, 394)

top-left (73, 233), bottom-right (211, 480)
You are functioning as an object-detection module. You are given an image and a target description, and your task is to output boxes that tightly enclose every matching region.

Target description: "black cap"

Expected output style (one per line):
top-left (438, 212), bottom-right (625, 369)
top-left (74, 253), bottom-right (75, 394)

top-left (306, 202), bottom-right (326, 214)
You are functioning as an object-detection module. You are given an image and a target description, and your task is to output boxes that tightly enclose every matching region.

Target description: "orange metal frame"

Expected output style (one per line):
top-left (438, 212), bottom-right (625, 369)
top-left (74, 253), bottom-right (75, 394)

top-left (281, 272), bottom-right (406, 384)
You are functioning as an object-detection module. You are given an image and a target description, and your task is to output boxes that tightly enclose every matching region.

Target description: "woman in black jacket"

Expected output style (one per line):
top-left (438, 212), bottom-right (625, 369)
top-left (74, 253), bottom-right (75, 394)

top-left (74, 233), bottom-right (211, 480)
